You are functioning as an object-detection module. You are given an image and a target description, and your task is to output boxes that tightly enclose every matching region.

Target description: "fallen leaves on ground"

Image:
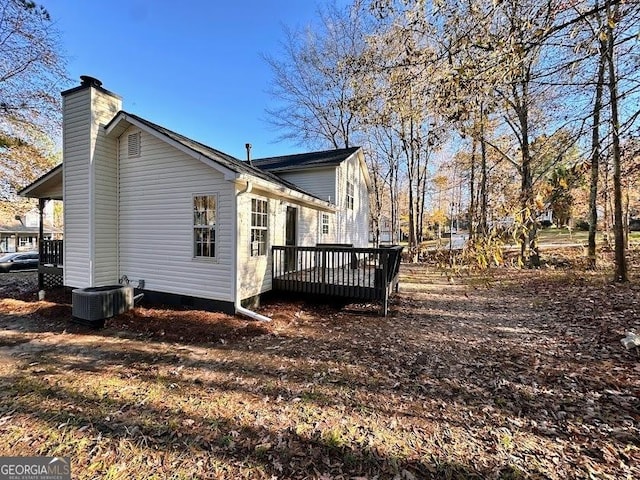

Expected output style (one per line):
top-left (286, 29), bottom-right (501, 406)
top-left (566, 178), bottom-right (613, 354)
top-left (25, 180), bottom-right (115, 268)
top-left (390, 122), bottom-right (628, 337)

top-left (0, 265), bottom-right (638, 479)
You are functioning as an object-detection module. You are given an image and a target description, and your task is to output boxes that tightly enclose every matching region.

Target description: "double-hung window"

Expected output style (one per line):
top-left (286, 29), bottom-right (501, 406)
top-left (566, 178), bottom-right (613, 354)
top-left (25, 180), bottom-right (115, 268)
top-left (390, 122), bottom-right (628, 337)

top-left (322, 213), bottom-right (329, 235)
top-left (251, 198), bottom-right (268, 256)
top-left (346, 181), bottom-right (355, 210)
top-left (193, 195), bottom-right (217, 258)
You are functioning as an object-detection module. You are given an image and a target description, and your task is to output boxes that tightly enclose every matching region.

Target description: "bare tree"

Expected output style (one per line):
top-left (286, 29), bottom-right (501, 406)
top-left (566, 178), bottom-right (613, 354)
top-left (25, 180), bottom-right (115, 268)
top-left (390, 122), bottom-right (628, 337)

top-left (585, 0), bottom-right (608, 269)
top-left (264, 2), bottom-right (368, 150)
top-left (606, 0), bottom-right (627, 281)
top-left (0, 0), bottom-right (67, 204)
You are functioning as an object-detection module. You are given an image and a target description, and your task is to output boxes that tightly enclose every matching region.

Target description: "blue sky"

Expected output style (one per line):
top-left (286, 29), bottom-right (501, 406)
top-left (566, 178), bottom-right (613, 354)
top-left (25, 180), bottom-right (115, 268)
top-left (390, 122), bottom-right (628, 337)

top-left (43, 0), bottom-right (332, 159)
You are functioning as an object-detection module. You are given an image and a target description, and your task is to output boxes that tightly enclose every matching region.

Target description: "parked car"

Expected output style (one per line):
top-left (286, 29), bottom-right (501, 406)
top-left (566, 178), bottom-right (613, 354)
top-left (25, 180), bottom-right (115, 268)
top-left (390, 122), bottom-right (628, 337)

top-left (0, 252), bottom-right (39, 272)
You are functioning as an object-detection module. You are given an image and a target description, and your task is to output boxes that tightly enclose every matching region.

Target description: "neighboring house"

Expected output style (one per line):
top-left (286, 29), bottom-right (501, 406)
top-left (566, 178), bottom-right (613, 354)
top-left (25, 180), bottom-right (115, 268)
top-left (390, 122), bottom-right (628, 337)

top-left (20, 76), bottom-right (371, 314)
top-left (0, 204), bottom-right (62, 253)
top-left (537, 209), bottom-right (553, 225)
top-left (369, 214), bottom-right (395, 245)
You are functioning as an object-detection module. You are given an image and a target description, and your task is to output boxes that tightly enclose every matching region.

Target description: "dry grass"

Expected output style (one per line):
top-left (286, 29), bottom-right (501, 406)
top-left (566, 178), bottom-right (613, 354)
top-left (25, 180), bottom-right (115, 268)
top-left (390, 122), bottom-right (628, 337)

top-left (0, 267), bottom-right (638, 479)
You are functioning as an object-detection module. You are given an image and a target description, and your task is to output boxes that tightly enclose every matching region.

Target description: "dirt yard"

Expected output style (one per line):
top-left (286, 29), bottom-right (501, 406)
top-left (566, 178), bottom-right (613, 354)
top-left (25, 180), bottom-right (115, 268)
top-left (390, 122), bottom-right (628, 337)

top-left (0, 267), bottom-right (638, 479)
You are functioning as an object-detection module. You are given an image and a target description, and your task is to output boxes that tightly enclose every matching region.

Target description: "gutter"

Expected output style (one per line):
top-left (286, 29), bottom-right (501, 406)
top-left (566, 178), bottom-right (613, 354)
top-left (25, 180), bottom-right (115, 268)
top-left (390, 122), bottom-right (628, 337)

top-left (233, 180), bottom-right (272, 322)
top-left (235, 174), bottom-right (337, 211)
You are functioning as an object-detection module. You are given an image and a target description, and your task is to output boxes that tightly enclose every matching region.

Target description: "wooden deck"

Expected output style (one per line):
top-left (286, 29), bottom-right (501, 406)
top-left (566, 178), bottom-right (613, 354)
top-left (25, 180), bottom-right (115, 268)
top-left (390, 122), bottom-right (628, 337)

top-left (272, 245), bottom-right (403, 315)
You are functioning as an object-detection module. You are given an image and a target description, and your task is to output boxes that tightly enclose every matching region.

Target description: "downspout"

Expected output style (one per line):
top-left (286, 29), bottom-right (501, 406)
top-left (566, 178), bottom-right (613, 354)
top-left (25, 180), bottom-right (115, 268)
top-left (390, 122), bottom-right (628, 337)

top-left (236, 303), bottom-right (271, 322)
top-left (234, 179), bottom-right (272, 322)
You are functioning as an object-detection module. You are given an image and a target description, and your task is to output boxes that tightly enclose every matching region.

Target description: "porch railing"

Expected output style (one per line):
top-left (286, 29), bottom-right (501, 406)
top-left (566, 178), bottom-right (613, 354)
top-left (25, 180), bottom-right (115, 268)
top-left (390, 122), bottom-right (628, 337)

top-left (41, 239), bottom-right (63, 266)
top-left (271, 245), bottom-right (403, 315)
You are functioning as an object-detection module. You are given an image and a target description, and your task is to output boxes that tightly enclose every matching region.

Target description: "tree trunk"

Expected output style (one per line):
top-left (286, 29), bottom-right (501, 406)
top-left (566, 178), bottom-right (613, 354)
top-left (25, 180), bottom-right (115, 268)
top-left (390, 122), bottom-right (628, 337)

top-left (516, 76), bottom-right (539, 268)
top-left (588, 18), bottom-right (607, 269)
top-left (602, 158), bottom-right (611, 246)
top-left (479, 108), bottom-right (488, 237)
top-left (624, 182), bottom-right (630, 249)
top-left (370, 161), bottom-right (383, 247)
top-left (469, 133), bottom-right (477, 240)
top-left (390, 159), bottom-right (399, 243)
top-left (606, 0), bottom-right (627, 282)
top-left (417, 152), bottom-right (427, 243)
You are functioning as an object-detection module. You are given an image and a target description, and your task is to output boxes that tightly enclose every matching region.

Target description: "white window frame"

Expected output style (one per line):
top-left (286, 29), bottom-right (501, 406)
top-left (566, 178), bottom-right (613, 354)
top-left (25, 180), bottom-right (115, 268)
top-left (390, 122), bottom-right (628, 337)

top-left (321, 213), bottom-right (329, 235)
top-left (193, 194), bottom-right (217, 259)
top-left (250, 198), bottom-right (268, 257)
top-left (18, 236), bottom-right (34, 248)
top-left (346, 181), bottom-right (355, 210)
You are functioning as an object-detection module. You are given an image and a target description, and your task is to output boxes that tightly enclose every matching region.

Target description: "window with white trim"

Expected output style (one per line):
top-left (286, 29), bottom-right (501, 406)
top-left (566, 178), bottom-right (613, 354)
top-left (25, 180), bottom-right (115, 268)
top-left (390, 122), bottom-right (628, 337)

top-left (18, 236), bottom-right (35, 249)
top-left (346, 181), bottom-right (355, 210)
top-left (251, 198), bottom-right (268, 257)
top-left (322, 213), bottom-right (329, 235)
top-left (193, 195), bottom-right (217, 258)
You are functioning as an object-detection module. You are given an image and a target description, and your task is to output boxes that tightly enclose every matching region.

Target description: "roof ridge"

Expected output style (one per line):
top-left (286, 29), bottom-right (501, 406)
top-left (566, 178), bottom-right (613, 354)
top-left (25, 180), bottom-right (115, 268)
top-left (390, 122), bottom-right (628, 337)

top-left (253, 145), bottom-right (360, 162)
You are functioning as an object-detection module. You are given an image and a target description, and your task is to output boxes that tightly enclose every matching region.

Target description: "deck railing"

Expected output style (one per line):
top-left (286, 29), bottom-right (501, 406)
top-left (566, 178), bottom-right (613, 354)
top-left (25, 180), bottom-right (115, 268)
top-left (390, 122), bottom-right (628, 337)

top-left (41, 239), bottom-right (63, 266)
top-left (271, 245), bottom-right (403, 315)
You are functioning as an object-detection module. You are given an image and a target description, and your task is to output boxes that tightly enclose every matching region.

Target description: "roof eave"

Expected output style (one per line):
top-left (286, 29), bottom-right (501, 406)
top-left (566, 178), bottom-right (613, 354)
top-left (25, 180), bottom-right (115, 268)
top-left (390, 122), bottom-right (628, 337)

top-left (18, 164), bottom-right (63, 200)
top-left (236, 175), bottom-right (337, 212)
top-left (354, 148), bottom-right (372, 191)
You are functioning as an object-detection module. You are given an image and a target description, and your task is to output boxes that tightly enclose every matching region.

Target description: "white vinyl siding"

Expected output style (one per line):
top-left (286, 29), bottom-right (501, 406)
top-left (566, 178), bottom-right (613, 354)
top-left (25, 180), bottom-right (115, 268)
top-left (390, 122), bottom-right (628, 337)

top-left (62, 86), bottom-right (122, 288)
top-left (92, 90), bottom-right (121, 286)
top-left (237, 190), bottom-right (324, 300)
top-left (237, 193), bottom-right (272, 299)
top-left (118, 126), bottom-right (235, 302)
top-left (276, 152), bottom-right (369, 247)
top-left (62, 88), bottom-right (91, 287)
top-left (279, 167), bottom-right (336, 203)
top-left (335, 153), bottom-right (369, 247)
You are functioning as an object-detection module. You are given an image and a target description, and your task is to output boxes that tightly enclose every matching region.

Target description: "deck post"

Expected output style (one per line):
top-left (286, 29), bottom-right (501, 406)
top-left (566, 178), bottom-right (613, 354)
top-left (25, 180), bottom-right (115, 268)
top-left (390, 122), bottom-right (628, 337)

top-left (321, 249), bottom-right (327, 289)
top-left (38, 198), bottom-right (45, 291)
top-left (382, 250), bottom-right (389, 316)
top-left (271, 247), bottom-right (275, 290)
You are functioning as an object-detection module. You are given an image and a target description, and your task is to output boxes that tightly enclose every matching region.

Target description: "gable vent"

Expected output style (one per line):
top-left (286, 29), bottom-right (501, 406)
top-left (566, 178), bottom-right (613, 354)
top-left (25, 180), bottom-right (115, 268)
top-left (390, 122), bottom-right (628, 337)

top-left (127, 132), bottom-right (141, 157)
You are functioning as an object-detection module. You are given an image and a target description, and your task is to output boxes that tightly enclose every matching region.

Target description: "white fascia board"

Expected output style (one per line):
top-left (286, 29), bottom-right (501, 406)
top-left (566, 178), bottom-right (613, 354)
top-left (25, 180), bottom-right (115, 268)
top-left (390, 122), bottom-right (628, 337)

top-left (18, 164), bottom-right (63, 199)
top-left (105, 113), bottom-right (239, 181)
top-left (235, 175), bottom-right (337, 212)
top-left (354, 148), bottom-right (373, 191)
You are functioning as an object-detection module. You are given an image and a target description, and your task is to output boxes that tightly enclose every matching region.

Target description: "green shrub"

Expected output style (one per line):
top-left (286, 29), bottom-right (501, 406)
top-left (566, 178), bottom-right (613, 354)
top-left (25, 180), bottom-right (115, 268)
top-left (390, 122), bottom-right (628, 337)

top-left (575, 220), bottom-right (590, 231)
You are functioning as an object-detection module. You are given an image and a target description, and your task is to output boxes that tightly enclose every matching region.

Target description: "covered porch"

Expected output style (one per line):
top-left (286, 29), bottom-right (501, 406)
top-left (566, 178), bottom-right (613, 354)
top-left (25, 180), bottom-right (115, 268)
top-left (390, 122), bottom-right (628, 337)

top-left (18, 164), bottom-right (64, 289)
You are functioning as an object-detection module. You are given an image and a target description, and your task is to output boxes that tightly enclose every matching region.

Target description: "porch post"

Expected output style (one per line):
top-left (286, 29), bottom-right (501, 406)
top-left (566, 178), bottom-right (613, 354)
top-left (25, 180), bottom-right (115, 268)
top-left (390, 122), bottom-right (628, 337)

top-left (38, 198), bottom-right (45, 290)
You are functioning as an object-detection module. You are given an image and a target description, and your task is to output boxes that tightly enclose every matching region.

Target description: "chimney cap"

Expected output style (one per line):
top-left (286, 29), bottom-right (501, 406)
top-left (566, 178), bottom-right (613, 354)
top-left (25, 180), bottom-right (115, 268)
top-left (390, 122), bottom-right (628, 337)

top-left (62, 75), bottom-right (121, 99)
top-left (80, 75), bottom-right (102, 88)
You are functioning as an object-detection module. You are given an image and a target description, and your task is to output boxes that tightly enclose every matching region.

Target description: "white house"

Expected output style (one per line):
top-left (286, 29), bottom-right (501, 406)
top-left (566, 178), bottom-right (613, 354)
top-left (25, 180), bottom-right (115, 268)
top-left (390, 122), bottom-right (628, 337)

top-left (0, 202), bottom-right (61, 253)
top-left (20, 76), bottom-right (371, 315)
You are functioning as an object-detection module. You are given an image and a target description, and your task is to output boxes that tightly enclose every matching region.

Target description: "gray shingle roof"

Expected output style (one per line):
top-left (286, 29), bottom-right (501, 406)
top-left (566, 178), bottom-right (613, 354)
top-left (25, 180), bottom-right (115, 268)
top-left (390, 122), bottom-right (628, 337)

top-left (252, 147), bottom-right (360, 172)
top-left (0, 223), bottom-right (61, 234)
